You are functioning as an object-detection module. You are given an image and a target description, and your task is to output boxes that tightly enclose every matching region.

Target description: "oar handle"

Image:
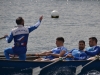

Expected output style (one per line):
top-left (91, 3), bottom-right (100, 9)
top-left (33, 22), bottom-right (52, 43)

top-left (26, 54), bottom-right (47, 56)
top-left (0, 36), bottom-right (5, 39)
top-left (0, 54), bottom-right (47, 57)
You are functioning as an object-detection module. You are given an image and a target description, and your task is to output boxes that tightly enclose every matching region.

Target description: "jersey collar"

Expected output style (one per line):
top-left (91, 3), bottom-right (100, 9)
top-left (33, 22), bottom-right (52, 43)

top-left (17, 25), bottom-right (24, 27)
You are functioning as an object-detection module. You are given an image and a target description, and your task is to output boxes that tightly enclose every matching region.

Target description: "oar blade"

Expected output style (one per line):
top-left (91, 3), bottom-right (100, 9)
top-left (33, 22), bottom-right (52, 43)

top-left (32, 67), bottom-right (41, 75)
top-left (75, 65), bottom-right (82, 75)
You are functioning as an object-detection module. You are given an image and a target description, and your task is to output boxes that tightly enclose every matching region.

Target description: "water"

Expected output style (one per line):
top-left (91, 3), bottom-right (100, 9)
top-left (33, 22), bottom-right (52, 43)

top-left (0, 0), bottom-right (100, 75)
top-left (1, 67), bottom-right (100, 75)
top-left (87, 70), bottom-right (100, 75)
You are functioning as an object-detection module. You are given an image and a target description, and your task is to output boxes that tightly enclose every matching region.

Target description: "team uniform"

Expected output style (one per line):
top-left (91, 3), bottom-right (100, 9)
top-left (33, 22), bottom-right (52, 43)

top-left (85, 46), bottom-right (100, 58)
top-left (4, 20), bottom-right (41, 60)
top-left (44, 46), bottom-right (67, 60)
top-left (65, 49), bottom-right (87, 60)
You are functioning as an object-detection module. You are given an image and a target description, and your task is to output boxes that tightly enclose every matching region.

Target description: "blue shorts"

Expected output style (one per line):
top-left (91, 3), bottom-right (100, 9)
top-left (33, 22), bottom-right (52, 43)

top-left (4, 47), bottom-right (26, 60)
top-left (44, 55), bottom-right (55, 60)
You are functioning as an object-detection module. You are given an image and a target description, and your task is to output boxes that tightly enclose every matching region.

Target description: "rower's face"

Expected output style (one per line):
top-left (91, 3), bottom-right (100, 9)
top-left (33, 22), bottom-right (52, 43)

top-left (89, 39), bottom-right (94, 47)
top-left (79, 42), bottom-right (85, 50)
top-left (56, 40), bottom-right (61, 47)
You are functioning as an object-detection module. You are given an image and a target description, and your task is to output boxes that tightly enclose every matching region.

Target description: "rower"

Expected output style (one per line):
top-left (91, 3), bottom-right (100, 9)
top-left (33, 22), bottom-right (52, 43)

top-left (4, 16), bottom-right (43, 60)
top-left (33, 37), bottom-right (67, 61)
top-left (85, 37), bottom-right (100, 60)
top-left (64, 40), bottom-right (87, 60)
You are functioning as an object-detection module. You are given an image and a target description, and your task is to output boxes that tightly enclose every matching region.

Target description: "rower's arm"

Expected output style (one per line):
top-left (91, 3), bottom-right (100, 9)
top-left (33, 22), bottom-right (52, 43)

top-left (28, 16), bottom-right (43, 33)
top-left (69, 49), bottom-right (76, 53)
top-left (59, 50), bottom-right (66, 57)
top-left (50, 53), bottom-right (60, 58)
top-left (28, 20), bottom-right (41, 33)
top-left (64, 49), bottom-right (75, 57)
top-left (5, 32), bottom-right (13, 43)
top-left (40, 51), bottom-right (52, 55)
top-left (85, 47), bottom-right (100, 56)
top-left (33, 51), bottom-right (52, 56)
top-left (51, 49), bottom-right (67, 57)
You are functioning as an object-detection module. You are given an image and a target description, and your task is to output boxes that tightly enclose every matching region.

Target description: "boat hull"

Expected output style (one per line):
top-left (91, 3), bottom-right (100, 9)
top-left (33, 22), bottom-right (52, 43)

top-left (0, 60), bottom-right (100, 75)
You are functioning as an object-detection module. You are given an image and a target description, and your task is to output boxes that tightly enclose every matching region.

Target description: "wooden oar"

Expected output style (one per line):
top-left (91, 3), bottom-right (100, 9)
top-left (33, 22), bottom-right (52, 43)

top-left (26, 54), bottom-right (47, 56)
top-left (0, 54), bottom-right (47, 57)
top-left (32, 57), bottom-right (66, 75)
top-left (75, 55), bottom-right (99, 75)
top-left (0, 36), bottom-right (5, 40)
top-left (0, 54), bottom-right (42, 60)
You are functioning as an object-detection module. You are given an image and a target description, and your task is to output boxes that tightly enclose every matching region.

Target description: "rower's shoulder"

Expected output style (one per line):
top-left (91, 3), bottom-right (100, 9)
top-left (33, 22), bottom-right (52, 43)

top-left (11, 27), bottom-right (18, 32)
top-left (61, 46), bottom-right (67, 50)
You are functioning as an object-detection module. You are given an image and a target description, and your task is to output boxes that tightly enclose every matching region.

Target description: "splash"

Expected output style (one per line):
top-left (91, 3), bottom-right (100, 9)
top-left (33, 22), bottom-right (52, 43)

top-left (87, 70), bottom-right (100, 75)
top-left (46, 66), bottom-right (74, 75)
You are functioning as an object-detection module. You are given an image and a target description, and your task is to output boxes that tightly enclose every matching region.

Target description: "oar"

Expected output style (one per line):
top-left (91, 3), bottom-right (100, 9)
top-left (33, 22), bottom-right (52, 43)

top-left (26, 54), bottom-right (47, 56)
top-left (0, 54), bottom-right (41, 60)
top-left (32, 57), bottom-right (66, 75)
top-left (75, 55), bottom-right (99, 75)
top-left (0, 36), bottom-right (5, 40)
top-left (0, 53), bottom-right (47, 57)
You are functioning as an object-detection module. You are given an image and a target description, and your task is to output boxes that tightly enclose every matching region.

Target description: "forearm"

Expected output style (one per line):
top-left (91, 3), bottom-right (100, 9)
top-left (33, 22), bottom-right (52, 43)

top-left (85, 50), bottom-right (100, 56)
top-left (29, 20), bottom-right (41, 33)
top-left (35, 51), bottom-right (52, 56)
top-left (40, 51), bottom-right (52, 55)
top-left (50, 53), bottom-right (60, 58)
top-left (6, 32), bottom-right (13, 43)
top-left (59, 51), bottom-right (66, 57)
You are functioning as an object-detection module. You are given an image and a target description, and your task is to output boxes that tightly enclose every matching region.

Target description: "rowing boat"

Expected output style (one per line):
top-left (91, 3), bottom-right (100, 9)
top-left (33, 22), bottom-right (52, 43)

top-left (0, 53), bottom-right (100, 75)
top-left (0, 58), bottom-right (100, 75)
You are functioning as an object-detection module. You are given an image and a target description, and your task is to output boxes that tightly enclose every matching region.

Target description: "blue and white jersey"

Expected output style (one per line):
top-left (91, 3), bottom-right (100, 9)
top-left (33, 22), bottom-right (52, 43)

top-left (66, 49), bottom-right (87, 60)
top-left (85, 46), bottom-right (100, 58)
top-left (52, 46), bottom-right (67, 54)
top-left (6, 20), bottom-right (41, 54)
top-left (86, 47), bottom-right (94, 51)
top-left (72, 49), bottom-right (87, 60)
top-left (45, 46), bottom-right (67, 60)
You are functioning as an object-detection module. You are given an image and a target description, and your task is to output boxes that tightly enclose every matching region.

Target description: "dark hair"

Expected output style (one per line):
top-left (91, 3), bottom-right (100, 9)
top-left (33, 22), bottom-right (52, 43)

top-left (89, 37), bottom-right (98, 43)
top-left (79, 40), bottom-right (85, 45)
top-left (16, 17), bottom-right (24, 25)
top-left (56, 37), bottom-right (64, 43)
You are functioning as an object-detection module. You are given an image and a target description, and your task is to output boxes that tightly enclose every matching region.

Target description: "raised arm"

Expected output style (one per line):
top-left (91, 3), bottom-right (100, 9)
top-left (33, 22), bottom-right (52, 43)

top-left (28, 16), bottom-right (43, 33)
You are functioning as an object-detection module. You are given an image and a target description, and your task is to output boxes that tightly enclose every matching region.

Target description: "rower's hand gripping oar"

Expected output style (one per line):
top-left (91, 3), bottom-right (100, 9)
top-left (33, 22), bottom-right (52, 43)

top-left (75, 55), bottom-right (100, 75)
top-left (0, 35), bottom-right (8, 40)
top-left (32, 57), bottom-right (66, 75)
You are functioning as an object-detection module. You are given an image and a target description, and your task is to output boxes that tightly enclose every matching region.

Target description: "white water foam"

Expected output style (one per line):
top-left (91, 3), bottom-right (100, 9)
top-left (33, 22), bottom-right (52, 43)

top-left (87, 70), bottom-right (100, 75)
top-left (46, 66), bottom-right (74, 75)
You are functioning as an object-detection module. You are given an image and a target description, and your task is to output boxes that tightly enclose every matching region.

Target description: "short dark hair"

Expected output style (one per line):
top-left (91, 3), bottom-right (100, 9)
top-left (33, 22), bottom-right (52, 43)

top-left (89, 37), bottom-right (98, 43)
top-left (79, 40), bottom-right (85, 45)
top-left (16, 17), bottom-right (24, 25)
top-left (56, 37), bottom-right (64, 43)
